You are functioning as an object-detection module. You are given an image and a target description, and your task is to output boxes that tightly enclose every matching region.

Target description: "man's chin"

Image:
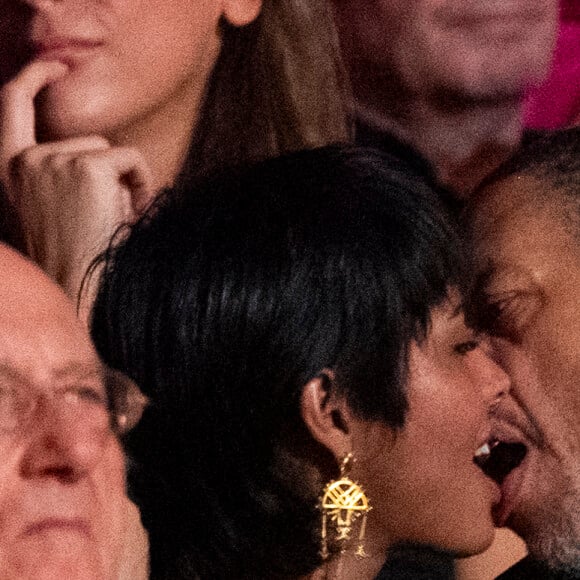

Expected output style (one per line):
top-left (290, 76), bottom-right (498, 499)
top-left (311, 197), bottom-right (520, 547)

top-left (524, 537), bottom-right (580, 576)
top-left (1, 541), bottom-right (113, 580)
top-left (508, 485), bottom-right (580, 574)
top-left (0, 562), bottom-right (107, 580)
top-left (430, 56), bottom-right (551, 105)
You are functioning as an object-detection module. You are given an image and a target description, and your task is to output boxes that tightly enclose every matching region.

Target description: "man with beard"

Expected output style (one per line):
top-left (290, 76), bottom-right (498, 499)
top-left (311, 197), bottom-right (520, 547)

top-left (466, 128), bottom-right (580, 578)
top-left (332, 0), bottom-right (558, 196)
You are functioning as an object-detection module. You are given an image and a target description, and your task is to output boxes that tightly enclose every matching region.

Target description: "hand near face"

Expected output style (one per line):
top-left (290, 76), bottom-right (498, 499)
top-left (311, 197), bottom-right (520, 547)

top-left (0, 61), bottom-right (154, 313)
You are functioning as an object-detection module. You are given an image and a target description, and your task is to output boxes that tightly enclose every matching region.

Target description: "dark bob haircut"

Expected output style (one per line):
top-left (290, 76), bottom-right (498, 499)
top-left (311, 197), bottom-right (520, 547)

top-left (91, 145), bottom-right (467, 579)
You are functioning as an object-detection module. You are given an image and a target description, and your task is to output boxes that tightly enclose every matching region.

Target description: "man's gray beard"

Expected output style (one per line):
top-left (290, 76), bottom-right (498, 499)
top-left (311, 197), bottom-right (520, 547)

top-left (525, 477), bottom-right (580, 574)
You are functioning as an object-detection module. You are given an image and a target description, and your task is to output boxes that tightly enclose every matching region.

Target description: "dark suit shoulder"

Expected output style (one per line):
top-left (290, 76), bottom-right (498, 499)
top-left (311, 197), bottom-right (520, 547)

top-left (497, 557), bottom-right (580, 579)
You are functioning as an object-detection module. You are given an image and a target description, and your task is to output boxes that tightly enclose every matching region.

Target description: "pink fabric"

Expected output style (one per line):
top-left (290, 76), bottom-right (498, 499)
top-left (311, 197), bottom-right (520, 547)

top-left (524, 0), bottom-right (580, 129)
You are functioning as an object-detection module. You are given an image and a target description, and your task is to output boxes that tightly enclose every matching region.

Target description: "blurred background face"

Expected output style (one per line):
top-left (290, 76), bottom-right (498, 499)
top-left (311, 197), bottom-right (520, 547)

top-left (355, 298), bottom-right (509, 557)
top-left (469, 178), bottom-right (580, 567)
top-left (340, 0), bottom-right (557, 99)
top-left (0, 0), bottom-right (225, 141)
top-left (0, 246), bottom-right (127, 579)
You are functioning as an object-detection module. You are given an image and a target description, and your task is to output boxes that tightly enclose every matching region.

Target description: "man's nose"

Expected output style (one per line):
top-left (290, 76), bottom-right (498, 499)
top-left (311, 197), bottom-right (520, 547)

top-left (479, 338), bottom-right (511, 407)
top-left (18, 404), bottom-right (109, 482)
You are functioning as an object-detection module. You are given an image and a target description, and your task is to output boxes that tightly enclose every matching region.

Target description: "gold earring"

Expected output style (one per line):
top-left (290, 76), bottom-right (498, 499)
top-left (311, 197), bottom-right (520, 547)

top-left (319, 452), bottom-right (371, 560)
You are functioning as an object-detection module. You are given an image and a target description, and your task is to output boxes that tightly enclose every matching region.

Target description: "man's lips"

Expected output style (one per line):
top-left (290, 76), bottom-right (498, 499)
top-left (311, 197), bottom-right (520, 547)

top-left (473, 418), bottom-right (535, 526)
top-left (434, 1), bottom-right (551, 43)
top-left (479, 440), bottom-right (527, 484)
top-left (475, 417), bottom-right (531, 482)
top-left (23, 518), bottom-right (92, 538)
top-left (473, 440), bottom-right (528, 526)
top-left (436, 1), bottom-right (550, 26)
top-left (491, 449), bottom-right (530, 527)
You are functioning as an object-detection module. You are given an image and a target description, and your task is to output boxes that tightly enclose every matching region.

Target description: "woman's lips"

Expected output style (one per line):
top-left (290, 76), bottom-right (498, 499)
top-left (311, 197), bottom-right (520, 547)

top-left (478, 440), bottom-right (527, 484)
top-left (33, 39), bottom-right (102, 67)
top-left (472, 432), bottom-right (503, 506)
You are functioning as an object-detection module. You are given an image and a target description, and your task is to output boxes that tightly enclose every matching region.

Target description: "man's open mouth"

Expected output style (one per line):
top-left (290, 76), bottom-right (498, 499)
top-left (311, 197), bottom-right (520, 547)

top-left (473, 440), bottom-right (528, 484)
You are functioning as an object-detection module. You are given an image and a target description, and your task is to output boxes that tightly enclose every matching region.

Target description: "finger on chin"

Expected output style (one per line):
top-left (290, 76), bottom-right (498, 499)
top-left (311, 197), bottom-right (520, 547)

top-left (0, 60), bottom-right (70, 175)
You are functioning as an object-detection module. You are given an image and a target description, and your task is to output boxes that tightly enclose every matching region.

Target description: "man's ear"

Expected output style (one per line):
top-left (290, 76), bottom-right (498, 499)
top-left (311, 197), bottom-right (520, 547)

top-left (300, 370), bottom-right (354, 462)
top-left (222, 0), bottom-right (263, 27)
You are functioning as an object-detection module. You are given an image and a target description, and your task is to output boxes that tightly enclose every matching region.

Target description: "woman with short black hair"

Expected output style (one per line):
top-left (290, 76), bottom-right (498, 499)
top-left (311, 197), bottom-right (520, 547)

top-left (92, 145), bottom-right (509, 579)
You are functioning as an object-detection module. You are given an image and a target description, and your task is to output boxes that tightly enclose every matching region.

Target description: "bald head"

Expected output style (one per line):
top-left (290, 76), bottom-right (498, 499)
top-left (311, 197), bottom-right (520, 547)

top-left (0, 243), bottom-right (128, 580)
top-left (0, 243), bottom-right (84, 326)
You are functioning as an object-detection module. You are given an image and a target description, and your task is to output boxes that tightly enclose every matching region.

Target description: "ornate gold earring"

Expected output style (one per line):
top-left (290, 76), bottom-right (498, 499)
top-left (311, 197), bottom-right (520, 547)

top-left (319, 452), bottom-right (371, 560)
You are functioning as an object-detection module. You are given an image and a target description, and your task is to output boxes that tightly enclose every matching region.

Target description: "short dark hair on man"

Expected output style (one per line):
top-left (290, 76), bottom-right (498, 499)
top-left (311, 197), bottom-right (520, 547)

top-left (91, 144), bottom-right (466, 580)
top-left (477, 127), bottom-right (580, 234)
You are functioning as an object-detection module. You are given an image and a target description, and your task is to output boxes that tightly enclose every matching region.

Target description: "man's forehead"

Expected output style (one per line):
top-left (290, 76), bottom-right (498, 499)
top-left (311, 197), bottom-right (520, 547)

top-left (0, 358), bottom-right (103, 388)
top-left (471, 175), bottom-right (533, 222)
top-left (0, 314), bottom-right (99, 383)
top-left (478, 173), bottom-right (575, 231)
top-left (469, 178), bottom-right (580, 297)
top-left (470, 176), bottom-right (565, 249)
top-left (0, 245), bottom-right (103, 378)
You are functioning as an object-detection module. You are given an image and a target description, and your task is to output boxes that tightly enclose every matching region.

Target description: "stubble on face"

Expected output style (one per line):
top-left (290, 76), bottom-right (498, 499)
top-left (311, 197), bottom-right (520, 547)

top-left (522, 475), bottom-right (580, 572)
top-left (468, 178), bottom-right (580, 570)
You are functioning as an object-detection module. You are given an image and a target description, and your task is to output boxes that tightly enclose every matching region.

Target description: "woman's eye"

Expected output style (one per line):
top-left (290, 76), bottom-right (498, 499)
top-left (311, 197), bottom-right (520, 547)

top-left (454, 340), bottom-right (480, 355)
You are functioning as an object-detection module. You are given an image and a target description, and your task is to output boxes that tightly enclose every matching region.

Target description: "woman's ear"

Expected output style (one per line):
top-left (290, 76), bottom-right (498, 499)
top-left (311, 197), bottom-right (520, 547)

top-left (222, 0), bottom-right (263, 27)
top-left (300, 370), bottom-right (354, 462)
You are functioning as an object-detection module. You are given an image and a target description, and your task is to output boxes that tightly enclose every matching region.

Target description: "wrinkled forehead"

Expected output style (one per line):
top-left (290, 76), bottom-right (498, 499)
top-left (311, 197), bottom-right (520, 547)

top-left (467, 175), bottom-right (580, 280)
top-left (469, 174), bottom-right (529, 220)
top-left (468, 176), bottom-right (549, 251)
top-left (0, 316), bottom-right (100, 389)
top-left (0, 245), bottom-right (99, 386)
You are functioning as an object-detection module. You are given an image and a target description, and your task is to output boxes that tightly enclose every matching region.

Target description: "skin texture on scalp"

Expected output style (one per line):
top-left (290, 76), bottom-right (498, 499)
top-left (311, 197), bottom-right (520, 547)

top-left (0, 243), bottom-right (128, 580)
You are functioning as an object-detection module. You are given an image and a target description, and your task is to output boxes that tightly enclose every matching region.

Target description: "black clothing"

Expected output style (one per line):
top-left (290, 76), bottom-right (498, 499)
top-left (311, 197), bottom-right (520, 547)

top-left (498, 556), bottom-right (580, 579)
top-left (375, 545), bottom-right (456, 580)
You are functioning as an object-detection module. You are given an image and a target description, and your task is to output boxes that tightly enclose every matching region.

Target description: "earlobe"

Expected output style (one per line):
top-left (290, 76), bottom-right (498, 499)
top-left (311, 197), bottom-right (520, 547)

top-left (300, 371), bottom-right (353, 462)
top-left (222, 0), bottom-right (263, 27)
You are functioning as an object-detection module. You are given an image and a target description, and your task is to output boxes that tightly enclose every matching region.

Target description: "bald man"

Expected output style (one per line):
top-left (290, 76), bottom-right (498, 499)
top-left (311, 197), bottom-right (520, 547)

top-left (0, 242), bottom-right (145, 579)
